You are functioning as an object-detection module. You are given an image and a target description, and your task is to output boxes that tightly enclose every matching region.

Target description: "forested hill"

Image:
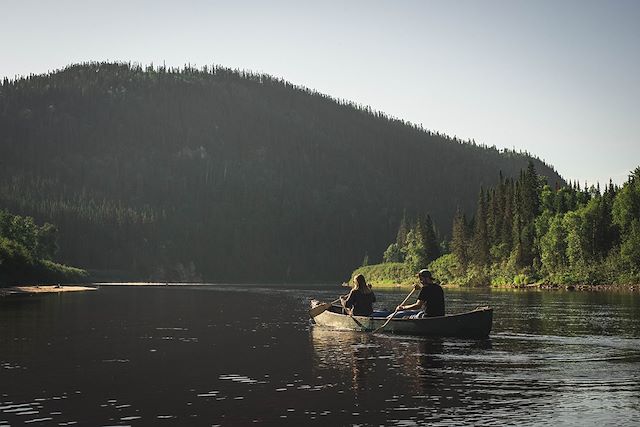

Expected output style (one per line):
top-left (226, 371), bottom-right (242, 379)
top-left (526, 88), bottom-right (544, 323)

top-left (0, 62), bottom-right (564, 282)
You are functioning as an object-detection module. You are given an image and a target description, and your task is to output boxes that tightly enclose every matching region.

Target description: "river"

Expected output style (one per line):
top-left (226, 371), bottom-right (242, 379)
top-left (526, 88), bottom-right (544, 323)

top-left (1, 284), bottom-right (639, 426)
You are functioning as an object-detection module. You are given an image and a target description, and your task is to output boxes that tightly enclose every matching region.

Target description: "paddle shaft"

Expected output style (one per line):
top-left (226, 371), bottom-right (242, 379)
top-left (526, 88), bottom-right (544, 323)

top-left (372, 287), bottom-right (416, 333)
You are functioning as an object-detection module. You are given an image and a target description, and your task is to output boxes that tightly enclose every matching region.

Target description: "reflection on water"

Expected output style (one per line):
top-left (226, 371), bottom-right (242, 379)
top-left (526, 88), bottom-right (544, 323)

top-left (0, 285), bottom-right (639, 425)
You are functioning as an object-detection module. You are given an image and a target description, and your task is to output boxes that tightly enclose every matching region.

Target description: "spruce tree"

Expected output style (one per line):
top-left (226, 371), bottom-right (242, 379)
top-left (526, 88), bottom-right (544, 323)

top-left (451, 207), bottom-right (469, 271)
top-left (471, 188), bottom-right (490, 266)
top-left (521, 161), bottom-right (540, 222)
top-left (395, 211), bottom-right (409, 251)
top-left (486, 188), bottom-right (500, 247)
top-left (423, 214), bottom-right (441, 263)
top-left (510, 182), bottom-right (526, 268)
top-left (501, 178), bottom-right (514, 252)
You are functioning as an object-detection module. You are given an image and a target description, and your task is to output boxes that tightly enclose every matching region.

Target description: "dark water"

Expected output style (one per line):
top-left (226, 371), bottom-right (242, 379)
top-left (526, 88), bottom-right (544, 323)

top-left (1, 285), bottom-right (639, 426)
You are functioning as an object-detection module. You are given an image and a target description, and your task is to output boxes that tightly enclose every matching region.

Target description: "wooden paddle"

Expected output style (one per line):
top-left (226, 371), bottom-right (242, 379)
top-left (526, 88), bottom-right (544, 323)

top-left (309, 296), bottom-right (346, 318)
top-left (372, 287), bottom-right (416, 333)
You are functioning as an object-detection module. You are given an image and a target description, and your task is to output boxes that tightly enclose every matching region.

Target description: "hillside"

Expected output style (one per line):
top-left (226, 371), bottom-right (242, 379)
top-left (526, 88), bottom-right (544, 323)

top-left (0, 62), bottom-right (565, 282)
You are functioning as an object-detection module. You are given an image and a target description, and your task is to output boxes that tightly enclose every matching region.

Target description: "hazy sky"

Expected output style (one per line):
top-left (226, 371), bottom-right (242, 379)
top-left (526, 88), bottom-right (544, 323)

top-left (2, 0), bottom-right (639, 185)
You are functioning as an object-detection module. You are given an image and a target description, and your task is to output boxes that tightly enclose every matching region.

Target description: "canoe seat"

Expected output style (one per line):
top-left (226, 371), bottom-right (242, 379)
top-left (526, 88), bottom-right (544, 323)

top-left (370, 309), bottom-right (421, 318)
top-left (371, 310), bottom-right (392, 318)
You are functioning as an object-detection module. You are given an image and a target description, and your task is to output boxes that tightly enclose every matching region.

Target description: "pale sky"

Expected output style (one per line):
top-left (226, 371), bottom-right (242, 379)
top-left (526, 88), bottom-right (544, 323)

top-left (2, 0), bottom-right (639, 186)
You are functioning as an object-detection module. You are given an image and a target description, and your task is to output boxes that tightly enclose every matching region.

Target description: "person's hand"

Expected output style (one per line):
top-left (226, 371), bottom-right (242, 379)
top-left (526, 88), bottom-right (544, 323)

top-left (413, 283), bottom-right (422, 290)
top-left (396, 305), bottom-right (404, 311)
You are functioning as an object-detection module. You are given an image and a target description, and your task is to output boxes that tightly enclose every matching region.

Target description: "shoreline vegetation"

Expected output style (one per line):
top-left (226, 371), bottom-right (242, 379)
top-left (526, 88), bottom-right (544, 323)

top-left (1, 209), bottom-right (88, 287)
top-left (351, 263), bottom-right (640, 292)
top-left (352, 163), bottom-right (640, 292)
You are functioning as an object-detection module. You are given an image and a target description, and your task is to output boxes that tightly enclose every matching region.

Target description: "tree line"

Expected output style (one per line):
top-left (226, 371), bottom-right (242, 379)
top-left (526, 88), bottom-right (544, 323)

top-left (377, 163), bottom-right (640, 286)
top-left (0, 62), bottom-right (564, 283)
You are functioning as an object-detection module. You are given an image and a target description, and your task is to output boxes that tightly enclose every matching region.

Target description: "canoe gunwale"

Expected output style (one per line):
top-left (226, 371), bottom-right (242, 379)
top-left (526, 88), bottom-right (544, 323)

top-left (311, 304), bottom-right (493, 338)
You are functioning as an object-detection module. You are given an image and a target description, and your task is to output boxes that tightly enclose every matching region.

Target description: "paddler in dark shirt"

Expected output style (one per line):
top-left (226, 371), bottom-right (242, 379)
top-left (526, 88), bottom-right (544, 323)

top-left (341, 274), bottom-right (376, 316)
top-left (396, 269), bottom-right (445, 317)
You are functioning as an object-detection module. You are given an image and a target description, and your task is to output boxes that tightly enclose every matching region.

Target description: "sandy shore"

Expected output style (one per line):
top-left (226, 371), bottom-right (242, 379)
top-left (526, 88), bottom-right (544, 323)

top-left (0, 285), bottom-right (98, 296)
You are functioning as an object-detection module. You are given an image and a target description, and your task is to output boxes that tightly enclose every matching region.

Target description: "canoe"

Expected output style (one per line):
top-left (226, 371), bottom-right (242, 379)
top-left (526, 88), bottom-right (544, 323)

top-left (310, 303), bottom-right (493, 338)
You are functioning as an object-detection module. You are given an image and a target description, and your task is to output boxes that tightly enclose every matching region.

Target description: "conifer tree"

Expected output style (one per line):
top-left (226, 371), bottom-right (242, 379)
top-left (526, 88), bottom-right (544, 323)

top-left (471, 188), bottom-right (490, 266)
top-left (510, 181), bottom-right (527, 268)
top-left (486, 188), bottom-right (500, 247)
top-left (450, 208), bottom-right (469, 270)
top-left (423, 214), bottom-right (441, 263)
top-left (521, 161), bottom-right (540, 222)
top-left (382, 243), bottom-right (402, 263)
top-left (395, 211), bottom-right (409, 250)
top-left (501, 179), bottom-right (514, 252)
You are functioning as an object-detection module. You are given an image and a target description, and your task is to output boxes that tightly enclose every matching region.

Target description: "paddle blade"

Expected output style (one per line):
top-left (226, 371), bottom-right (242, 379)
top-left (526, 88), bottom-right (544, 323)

top-left (309, 302), bottom-right (332, 318)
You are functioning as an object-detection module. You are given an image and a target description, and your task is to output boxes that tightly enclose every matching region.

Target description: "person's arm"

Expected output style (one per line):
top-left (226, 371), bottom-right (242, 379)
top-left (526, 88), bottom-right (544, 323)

top-left (341, 290), bottom-right (355, 313)
top-left (396, 283), bottom-right (423, 311)
top-left (397, 299), bottom-right (424, 311)
top-left (346, 289), bottom-right (357, 307)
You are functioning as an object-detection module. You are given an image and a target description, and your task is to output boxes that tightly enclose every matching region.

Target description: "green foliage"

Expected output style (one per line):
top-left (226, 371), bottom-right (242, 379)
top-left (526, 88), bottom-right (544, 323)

top-left (490, 243), bottom-right (510, 261)
top-left (0, 236), bottom-right (34, 268)
top-left (450, 209), bottom-right (469, 272)
top-left (395, 212), bottom-right (409, 250)
top-left (612, 168), bottom-right (640, 233)
top-left (620, 219), bottom-right (640, 274)
top-left (428, 253), bottom-right (460, 284)
top-left (0, 209), bottom-right (85, 285)
top-left (382, 243), bottom-right (402, 263)
top-left (613, 169), bottom-right (640, 278)
top-left (513, 273), bottom-right (532, 286)
top-left (352, 262), bottom-right (414, 286)
top-left (422, 215), bottom-right (441, 263)
top-left (402, 229), bottom-right (427, 272)
top-left (490, 274), bottom-right (514, 287)
top-left (38, 260), bottom-right (88, 282)
top-left (35, 223), bottom-right (59, 260)
top-left (367, 163), bottom-right (640, 287)
top-left (539, 214), bottom-right (568, 273)
top-left (470, 189), bottom-right (490, 266)
top-left (563, 210), bottom-right (589, 267)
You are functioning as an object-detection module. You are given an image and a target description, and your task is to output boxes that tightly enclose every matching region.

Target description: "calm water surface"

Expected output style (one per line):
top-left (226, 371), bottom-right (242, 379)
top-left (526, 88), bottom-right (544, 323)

top-left (1, 285), bottom-right (639, 426)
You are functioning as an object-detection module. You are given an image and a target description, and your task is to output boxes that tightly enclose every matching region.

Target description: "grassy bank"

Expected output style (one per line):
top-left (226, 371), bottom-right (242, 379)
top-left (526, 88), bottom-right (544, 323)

top-left (351, 263), bottom-right (416, 288)
top-left (351, 261), bottom-right (640, 291)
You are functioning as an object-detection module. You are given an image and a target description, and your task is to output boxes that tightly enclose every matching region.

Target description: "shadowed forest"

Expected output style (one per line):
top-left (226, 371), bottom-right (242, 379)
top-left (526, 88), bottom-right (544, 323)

top-left (0, 62), bottom-right (564, 283)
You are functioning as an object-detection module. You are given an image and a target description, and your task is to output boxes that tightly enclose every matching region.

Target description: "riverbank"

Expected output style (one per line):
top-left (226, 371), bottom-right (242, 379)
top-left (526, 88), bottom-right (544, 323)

top-left (367, 281), bottom-right (640, 292)
top-left (354, 263), bottom-right (640, 292)
top-left (0, 285), bottom-right (98, 296)
top-left (514, 283), bottom-right (640, 292)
